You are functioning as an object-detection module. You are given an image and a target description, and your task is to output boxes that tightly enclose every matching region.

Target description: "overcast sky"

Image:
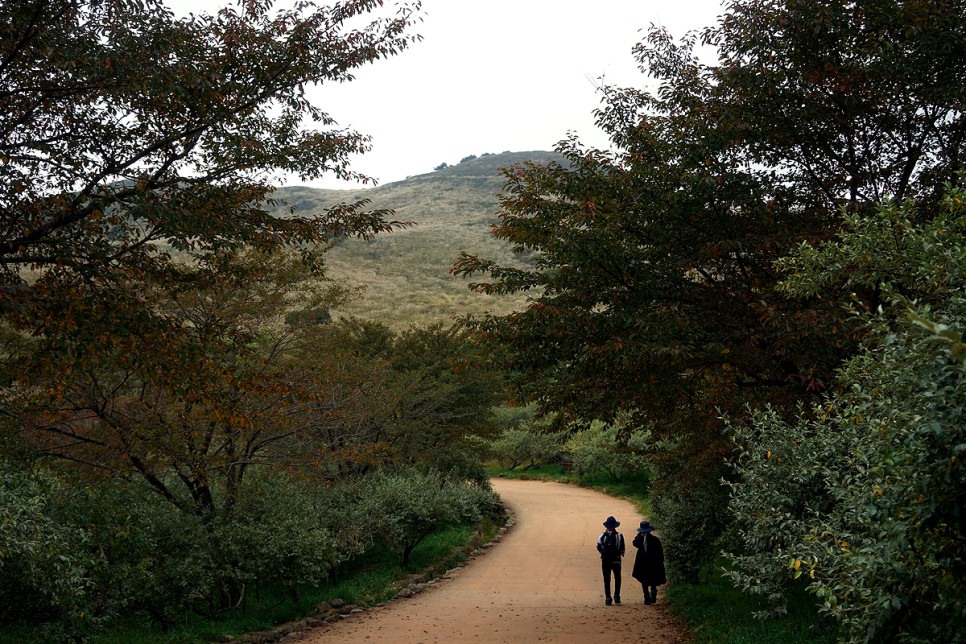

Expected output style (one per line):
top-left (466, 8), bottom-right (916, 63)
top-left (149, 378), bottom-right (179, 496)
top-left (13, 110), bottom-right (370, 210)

top-left (169, 0), bottom-right (725, 189)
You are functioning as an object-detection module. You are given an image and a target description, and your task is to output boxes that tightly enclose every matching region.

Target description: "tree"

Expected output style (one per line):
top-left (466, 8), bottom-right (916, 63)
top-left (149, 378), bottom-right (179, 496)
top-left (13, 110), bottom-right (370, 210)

top-left (0, 0), bottom-right (421, 396)
top-left (489, 421), bottom-right (565, 471)
top-left (297, 320), bottom-right (505, 479)
top-left (3, 250), bottom-right (364, 520)
top-left (383, 324), bottom-right (504, 468)
top-left (0, 0), bottom-right (423, 521)
top-left (0, 248), bottom-right (503, 620)
top-left (453, 0), bottom-right (966, 578)
top-left (4, 253), bottom-right (506, 523)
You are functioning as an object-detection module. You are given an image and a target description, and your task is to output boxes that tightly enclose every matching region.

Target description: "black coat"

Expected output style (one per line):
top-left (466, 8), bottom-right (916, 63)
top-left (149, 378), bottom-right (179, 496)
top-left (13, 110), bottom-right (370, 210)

top-left (631, 532), bottom-right (667, 586)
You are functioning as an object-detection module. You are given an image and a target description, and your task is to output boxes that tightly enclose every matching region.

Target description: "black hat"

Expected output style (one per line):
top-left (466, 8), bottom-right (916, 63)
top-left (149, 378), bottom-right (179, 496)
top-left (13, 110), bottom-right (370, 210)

top-left (603, 516), bottom-right (620, 529)
top-left (637, 520), bottom-right (655, 534)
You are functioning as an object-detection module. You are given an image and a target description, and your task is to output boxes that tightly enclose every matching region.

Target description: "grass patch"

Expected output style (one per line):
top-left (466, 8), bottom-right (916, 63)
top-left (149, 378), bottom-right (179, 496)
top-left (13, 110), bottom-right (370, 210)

top-left (665, 563), bottom-right (838, 644)
top-left (576, 470), bottom-right (651, 513)
top-left (271, 152), bottom-right (559, 331)
top-left (484, 462), bottom-right (569, 480)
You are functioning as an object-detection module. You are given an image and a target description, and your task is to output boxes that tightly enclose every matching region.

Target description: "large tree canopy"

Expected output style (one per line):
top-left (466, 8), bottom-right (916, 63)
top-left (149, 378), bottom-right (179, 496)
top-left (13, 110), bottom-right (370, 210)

top-left (0, 0), bottom-right (422, 472)
top-left (455, 0), bottom-right (965, 432)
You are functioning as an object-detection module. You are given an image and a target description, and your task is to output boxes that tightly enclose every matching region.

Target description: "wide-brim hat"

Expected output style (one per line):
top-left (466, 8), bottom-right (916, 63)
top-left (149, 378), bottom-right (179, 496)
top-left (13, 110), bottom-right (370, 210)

top-left (603, 516), bottom-right (620, 529)
top-left (637, 520), bottom-right (655, 534)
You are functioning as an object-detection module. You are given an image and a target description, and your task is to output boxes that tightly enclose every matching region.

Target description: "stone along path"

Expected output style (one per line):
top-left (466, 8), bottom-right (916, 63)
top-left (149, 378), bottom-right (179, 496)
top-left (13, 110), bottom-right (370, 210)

top-left (291, 478), bottom-right (690, 643)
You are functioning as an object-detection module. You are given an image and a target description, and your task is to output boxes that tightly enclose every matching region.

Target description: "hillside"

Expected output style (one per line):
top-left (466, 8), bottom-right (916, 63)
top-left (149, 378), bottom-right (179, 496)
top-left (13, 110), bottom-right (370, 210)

top-left (274, 151), bottom-right (561, 329)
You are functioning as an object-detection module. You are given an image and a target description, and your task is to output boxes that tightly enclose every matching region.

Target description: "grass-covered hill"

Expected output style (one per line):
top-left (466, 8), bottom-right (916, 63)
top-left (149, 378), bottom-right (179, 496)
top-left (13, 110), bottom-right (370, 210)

top-left (274, 151), bottom-right (561, 329)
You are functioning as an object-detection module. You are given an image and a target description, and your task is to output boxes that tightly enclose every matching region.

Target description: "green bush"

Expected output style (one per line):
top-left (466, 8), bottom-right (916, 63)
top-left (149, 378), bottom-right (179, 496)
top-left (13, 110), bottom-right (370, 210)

top-left (648, 444), bottom-right (731, 584)
top-left (73, 481), bottom-right (214, 625)
top-left (213, 473), bottom-right (354, 606)
top-left (0, 466), bottom-right (218, 639)
top-left (563, 420), bottom-right (647, 481)
top-left (489, 422), bottom-right (565, 471)
top-left (363, 466), bottom-right (499, 564)
top-left (725, 187), bottom-right (966, 641)
top-left (727, 311), bottom-right (965, 642)
top-left (0, 468), bottom-right (398, 637)
top-left (0, 464), bottom-right (91, 638)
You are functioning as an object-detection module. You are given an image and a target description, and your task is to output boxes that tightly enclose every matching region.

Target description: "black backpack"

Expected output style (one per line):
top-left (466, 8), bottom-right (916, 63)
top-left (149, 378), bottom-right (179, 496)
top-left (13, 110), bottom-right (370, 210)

top-left (600, 531), bottom-right (620, 560)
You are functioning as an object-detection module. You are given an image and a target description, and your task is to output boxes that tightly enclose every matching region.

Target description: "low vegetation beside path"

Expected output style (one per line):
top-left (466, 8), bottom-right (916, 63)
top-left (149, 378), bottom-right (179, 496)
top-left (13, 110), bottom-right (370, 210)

top-left (0, 465), bottom-right (506, 644)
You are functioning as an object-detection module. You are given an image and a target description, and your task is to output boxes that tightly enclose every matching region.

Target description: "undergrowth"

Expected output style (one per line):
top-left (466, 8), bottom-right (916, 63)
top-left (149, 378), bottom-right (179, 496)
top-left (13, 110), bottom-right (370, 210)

top-left (1, 521), bottom-right (501, 644)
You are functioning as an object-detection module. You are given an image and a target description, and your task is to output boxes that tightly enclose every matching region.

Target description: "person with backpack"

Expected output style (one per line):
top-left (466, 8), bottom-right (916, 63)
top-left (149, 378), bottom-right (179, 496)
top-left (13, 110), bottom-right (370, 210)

top-left (596, 515), bottom-right (625, 605)
top-left (631, 520), bottom-right (667, 605)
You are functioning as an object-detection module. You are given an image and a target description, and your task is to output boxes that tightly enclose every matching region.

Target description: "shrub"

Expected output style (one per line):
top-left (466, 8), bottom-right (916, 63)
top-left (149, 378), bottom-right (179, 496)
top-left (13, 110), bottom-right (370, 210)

top-left (563, 420), bottom-right (647, 481)
top-left (0, 463), bottom-right (91, 637)
top-left (725, 187), bottom-right (966, 641)
top-left (363, 467), bottom-right (499, 564)
top-left (214, 473), bottom-right (350, 605)
top-left (489, 423), bottom-right (565, 471)
top-left (648, 441), bottom-right (731, 584)
top-left (72, 480), bottom-right (214, 624)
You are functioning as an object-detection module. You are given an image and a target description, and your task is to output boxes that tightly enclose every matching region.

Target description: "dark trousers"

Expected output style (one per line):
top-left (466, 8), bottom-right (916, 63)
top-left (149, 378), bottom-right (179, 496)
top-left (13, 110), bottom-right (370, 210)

top-left (601, 560), bottom-right (621, 599)
top-left (641, 583), bottom-right (658, 604)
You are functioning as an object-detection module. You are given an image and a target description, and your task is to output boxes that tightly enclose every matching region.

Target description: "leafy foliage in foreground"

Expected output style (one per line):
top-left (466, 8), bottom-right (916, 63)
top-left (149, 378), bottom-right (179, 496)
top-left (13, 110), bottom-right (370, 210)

top-left (0, 462), bottom-right (501, 641)
top-left (725, 184), bottom-right (966, 642)
top-left (1, 0), bottom-right (421, 272)
top-left (666, 564), bottom-right (838, 644)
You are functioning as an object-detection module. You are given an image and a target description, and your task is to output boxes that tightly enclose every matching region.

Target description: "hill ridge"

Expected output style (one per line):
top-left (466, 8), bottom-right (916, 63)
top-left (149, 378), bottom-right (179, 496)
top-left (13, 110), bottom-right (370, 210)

top-left (273, 150), bottom-right (560, 329)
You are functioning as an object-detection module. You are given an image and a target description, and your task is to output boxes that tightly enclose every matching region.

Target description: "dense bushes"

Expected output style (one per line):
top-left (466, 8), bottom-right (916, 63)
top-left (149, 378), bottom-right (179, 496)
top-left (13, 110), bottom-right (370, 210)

top-left (564, 420), bottom-right (648, 481)
top-left (0, 464), bottom-right (91, 637)
top-left (487, 413), bottom-right (648, 481)
top-left (724, 187), bottom-right (966, 641)
top-left (364, 466), bottom-right (499, 564)
top-left (0, 463), bottom-right (501, 640)
top-left (0, 465), bottom-right (216, 638)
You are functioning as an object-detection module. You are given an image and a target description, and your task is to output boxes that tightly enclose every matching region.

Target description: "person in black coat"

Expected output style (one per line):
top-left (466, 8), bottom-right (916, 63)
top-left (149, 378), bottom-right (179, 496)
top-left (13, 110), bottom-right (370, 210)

top-left (631, 520), bottom-right (666, 605)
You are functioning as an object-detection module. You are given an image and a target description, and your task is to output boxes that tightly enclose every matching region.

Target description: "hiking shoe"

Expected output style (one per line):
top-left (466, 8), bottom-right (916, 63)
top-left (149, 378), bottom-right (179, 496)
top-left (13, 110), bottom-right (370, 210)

top-left (614, 596), bottom-right (621, 604)
top-left (605, 597), bottom-right (612, 606)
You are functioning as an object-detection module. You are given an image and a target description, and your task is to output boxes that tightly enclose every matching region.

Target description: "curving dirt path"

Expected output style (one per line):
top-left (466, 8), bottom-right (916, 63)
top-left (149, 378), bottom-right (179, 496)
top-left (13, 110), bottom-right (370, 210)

top-left (291, 478), bottom-right (690, 643)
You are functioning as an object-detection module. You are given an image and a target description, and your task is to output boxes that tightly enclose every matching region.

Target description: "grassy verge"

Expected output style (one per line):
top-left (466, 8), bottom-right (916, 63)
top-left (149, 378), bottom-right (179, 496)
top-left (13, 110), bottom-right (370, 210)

top-left (666, 566), bottom-right (839, 644)
top-left (1, 520), bottom-right (502, 644)
top-left (484, 462), bottom-right (570, 481)
top-left (485, 462), bottom-right (836, 643)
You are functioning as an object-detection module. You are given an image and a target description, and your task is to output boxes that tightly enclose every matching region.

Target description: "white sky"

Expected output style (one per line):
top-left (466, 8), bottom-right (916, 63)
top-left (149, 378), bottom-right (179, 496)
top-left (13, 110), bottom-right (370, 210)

top-left (167, 0), bottom-right (725, 189)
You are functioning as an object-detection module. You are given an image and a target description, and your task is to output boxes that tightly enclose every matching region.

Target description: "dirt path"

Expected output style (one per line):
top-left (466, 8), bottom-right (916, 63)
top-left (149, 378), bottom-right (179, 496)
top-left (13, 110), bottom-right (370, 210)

top-left (291, 478), bottom-right (690, 643)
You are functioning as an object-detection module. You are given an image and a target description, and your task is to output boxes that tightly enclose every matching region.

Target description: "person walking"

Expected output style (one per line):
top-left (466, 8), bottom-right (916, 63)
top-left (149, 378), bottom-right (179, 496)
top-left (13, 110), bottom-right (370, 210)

top-left (596, 515), bottom-right (625, 605)
top-left (631, 520), bottom-right (666, 605)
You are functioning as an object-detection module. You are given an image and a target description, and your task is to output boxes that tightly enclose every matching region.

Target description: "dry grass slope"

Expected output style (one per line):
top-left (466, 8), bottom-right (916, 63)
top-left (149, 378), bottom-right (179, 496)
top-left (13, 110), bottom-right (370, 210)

top-left (274, 151), bottom-right (560, 329)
